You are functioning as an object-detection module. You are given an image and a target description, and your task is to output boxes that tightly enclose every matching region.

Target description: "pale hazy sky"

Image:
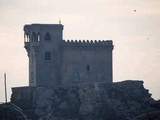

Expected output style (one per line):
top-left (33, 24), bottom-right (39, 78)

top-left (0, 0), bottom-right (160, 102)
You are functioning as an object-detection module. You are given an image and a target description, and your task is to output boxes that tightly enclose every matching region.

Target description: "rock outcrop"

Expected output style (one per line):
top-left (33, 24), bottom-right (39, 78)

top-left (10, 80), bottom-right (160, 120)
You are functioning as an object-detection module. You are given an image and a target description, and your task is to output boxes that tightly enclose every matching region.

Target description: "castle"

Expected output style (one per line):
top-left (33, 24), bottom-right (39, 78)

top-left (24, 24), bottom-right (114, 87)
top-left (9, 23), bottom-right (157, 120)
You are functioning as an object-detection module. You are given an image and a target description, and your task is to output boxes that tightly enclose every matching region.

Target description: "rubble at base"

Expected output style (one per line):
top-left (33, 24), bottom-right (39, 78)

top-left (9, 80), bottom-right (160, 120)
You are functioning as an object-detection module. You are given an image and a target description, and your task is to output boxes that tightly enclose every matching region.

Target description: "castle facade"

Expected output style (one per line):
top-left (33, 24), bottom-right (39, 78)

top-left (24, 24), bottom-right (113, 87)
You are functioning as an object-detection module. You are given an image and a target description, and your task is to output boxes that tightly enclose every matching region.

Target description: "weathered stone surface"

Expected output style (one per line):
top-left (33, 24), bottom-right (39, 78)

top-left (11, 80), bottom-right (160, 120)
top-left (24, 24), bottom-right (113, 87)
top-left (134, 111), bottom-right (160, 120)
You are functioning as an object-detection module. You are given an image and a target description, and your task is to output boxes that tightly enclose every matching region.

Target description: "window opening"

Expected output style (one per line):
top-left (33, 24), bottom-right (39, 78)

top-left (45, 52), bottom-right (51, 60)
top-left (44, 32), bottom-right (51, 41)
top-left (86, 65), bottom-right (90, 71)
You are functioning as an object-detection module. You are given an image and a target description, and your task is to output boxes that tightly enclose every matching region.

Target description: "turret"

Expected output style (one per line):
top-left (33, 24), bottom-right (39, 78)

top-left (24, 24), bottom-right (63, 87)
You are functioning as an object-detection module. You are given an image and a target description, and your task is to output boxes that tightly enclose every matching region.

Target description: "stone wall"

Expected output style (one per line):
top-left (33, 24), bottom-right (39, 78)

top-left (11, 80), bottom-right (159, 120)
top-left (61, 40), bottom-right (113, 85)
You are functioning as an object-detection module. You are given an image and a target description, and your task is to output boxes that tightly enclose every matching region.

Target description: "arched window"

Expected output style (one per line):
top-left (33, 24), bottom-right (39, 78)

top-left (44, 32), bottom-right (51, 41)
top-left (32, 32), bottom-right (38, 42)
top-left (37, 32), bottom-right (40, 42)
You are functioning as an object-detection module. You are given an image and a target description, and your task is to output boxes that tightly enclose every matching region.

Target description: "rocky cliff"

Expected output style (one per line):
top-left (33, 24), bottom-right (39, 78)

top-left (10, 80), bottom-right (160, 120)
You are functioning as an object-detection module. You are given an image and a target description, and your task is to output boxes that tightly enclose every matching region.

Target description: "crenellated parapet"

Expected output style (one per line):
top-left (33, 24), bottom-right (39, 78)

top-left (63, 40), bottom-right (113, 49)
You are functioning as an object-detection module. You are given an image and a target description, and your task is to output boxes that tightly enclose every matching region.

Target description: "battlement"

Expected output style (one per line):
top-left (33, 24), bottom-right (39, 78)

top-left (63, 40), bottom-right (113, 49)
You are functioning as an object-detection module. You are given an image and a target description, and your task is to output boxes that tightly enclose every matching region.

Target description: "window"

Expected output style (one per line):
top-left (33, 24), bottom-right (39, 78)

top-left (37, 33), bottom-right (40, 42)
top-left (86, 65), bottom-right (90, 71)
top-left (32, 32), bottom-right (38, 42)
top-left (44, 32), bottom-right (51, 41)
top-left (45, 52), bottom-right (51, 60)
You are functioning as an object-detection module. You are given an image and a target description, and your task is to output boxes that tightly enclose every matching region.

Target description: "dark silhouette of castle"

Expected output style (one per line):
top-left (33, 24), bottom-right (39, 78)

top-left (9, 23), bottom-right (159, 120)
top-left (24, 24), bottom-right (114, 87)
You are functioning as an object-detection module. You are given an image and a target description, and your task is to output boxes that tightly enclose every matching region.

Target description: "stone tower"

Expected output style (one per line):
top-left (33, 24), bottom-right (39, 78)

top-left (24, 24), bottom-right (63, 87)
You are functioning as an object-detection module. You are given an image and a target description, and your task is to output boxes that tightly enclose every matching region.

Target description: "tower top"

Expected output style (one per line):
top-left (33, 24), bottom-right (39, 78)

top-left (24, 24), bottom-right (63, 33)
